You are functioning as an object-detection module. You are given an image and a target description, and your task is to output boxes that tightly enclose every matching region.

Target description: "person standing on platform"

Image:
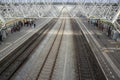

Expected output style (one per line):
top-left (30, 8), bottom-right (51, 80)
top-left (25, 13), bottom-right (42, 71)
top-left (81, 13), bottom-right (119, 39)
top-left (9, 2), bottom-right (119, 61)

top-left (108, 26), bottom-right (112, 37)
top-left (34, 23), bottom-right (36, 28)
top-left (101, 23), bottom-right (104, 31)
top-left (0, 30), bottom-right (3, 42)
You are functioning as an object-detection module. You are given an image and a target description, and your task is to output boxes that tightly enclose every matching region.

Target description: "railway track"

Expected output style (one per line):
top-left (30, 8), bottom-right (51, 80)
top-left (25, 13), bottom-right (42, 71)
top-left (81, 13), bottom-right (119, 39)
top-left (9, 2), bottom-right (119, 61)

top-left (0, 18), bottom-right (58, 80)
top-left (34, 19), bottom-right (66, 80)
top-left (71, 19), bottom-right (106, 80)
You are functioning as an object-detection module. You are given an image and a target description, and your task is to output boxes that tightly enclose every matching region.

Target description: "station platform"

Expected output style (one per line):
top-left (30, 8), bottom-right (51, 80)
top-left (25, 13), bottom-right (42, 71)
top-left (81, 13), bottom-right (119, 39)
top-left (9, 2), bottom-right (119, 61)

top-left (82, 19), bottom-right (120, 48)
top-left (0, 18), bottom-right (52, 60)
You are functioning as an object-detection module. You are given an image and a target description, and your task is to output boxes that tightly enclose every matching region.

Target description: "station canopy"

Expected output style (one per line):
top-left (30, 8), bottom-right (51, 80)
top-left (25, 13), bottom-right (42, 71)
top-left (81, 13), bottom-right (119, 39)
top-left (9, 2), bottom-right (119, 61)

top-left (0, 0), bottom-right (120, 23)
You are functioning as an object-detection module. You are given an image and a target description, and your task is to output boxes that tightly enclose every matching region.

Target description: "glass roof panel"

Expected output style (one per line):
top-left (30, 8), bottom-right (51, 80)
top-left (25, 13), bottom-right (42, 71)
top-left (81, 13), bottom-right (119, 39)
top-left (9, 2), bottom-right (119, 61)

top-left (0, 0), bottom-right (119, 3)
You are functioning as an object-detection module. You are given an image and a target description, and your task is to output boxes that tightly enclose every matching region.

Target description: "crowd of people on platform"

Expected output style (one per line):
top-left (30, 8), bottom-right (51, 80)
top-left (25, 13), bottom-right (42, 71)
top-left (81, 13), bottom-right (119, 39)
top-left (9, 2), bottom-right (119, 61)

top-left (89, 19), bottom-right (120, 41)
top-left (24, 20), bottom-right (36, 28)
top-left (0, 19), bottom-right (36, 43)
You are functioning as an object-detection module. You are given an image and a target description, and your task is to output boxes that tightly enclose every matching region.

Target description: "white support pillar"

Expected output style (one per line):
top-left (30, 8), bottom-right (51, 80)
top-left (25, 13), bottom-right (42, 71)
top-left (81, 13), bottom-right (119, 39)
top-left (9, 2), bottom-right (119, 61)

top-left (112, 9), bottom-right (120, 23)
